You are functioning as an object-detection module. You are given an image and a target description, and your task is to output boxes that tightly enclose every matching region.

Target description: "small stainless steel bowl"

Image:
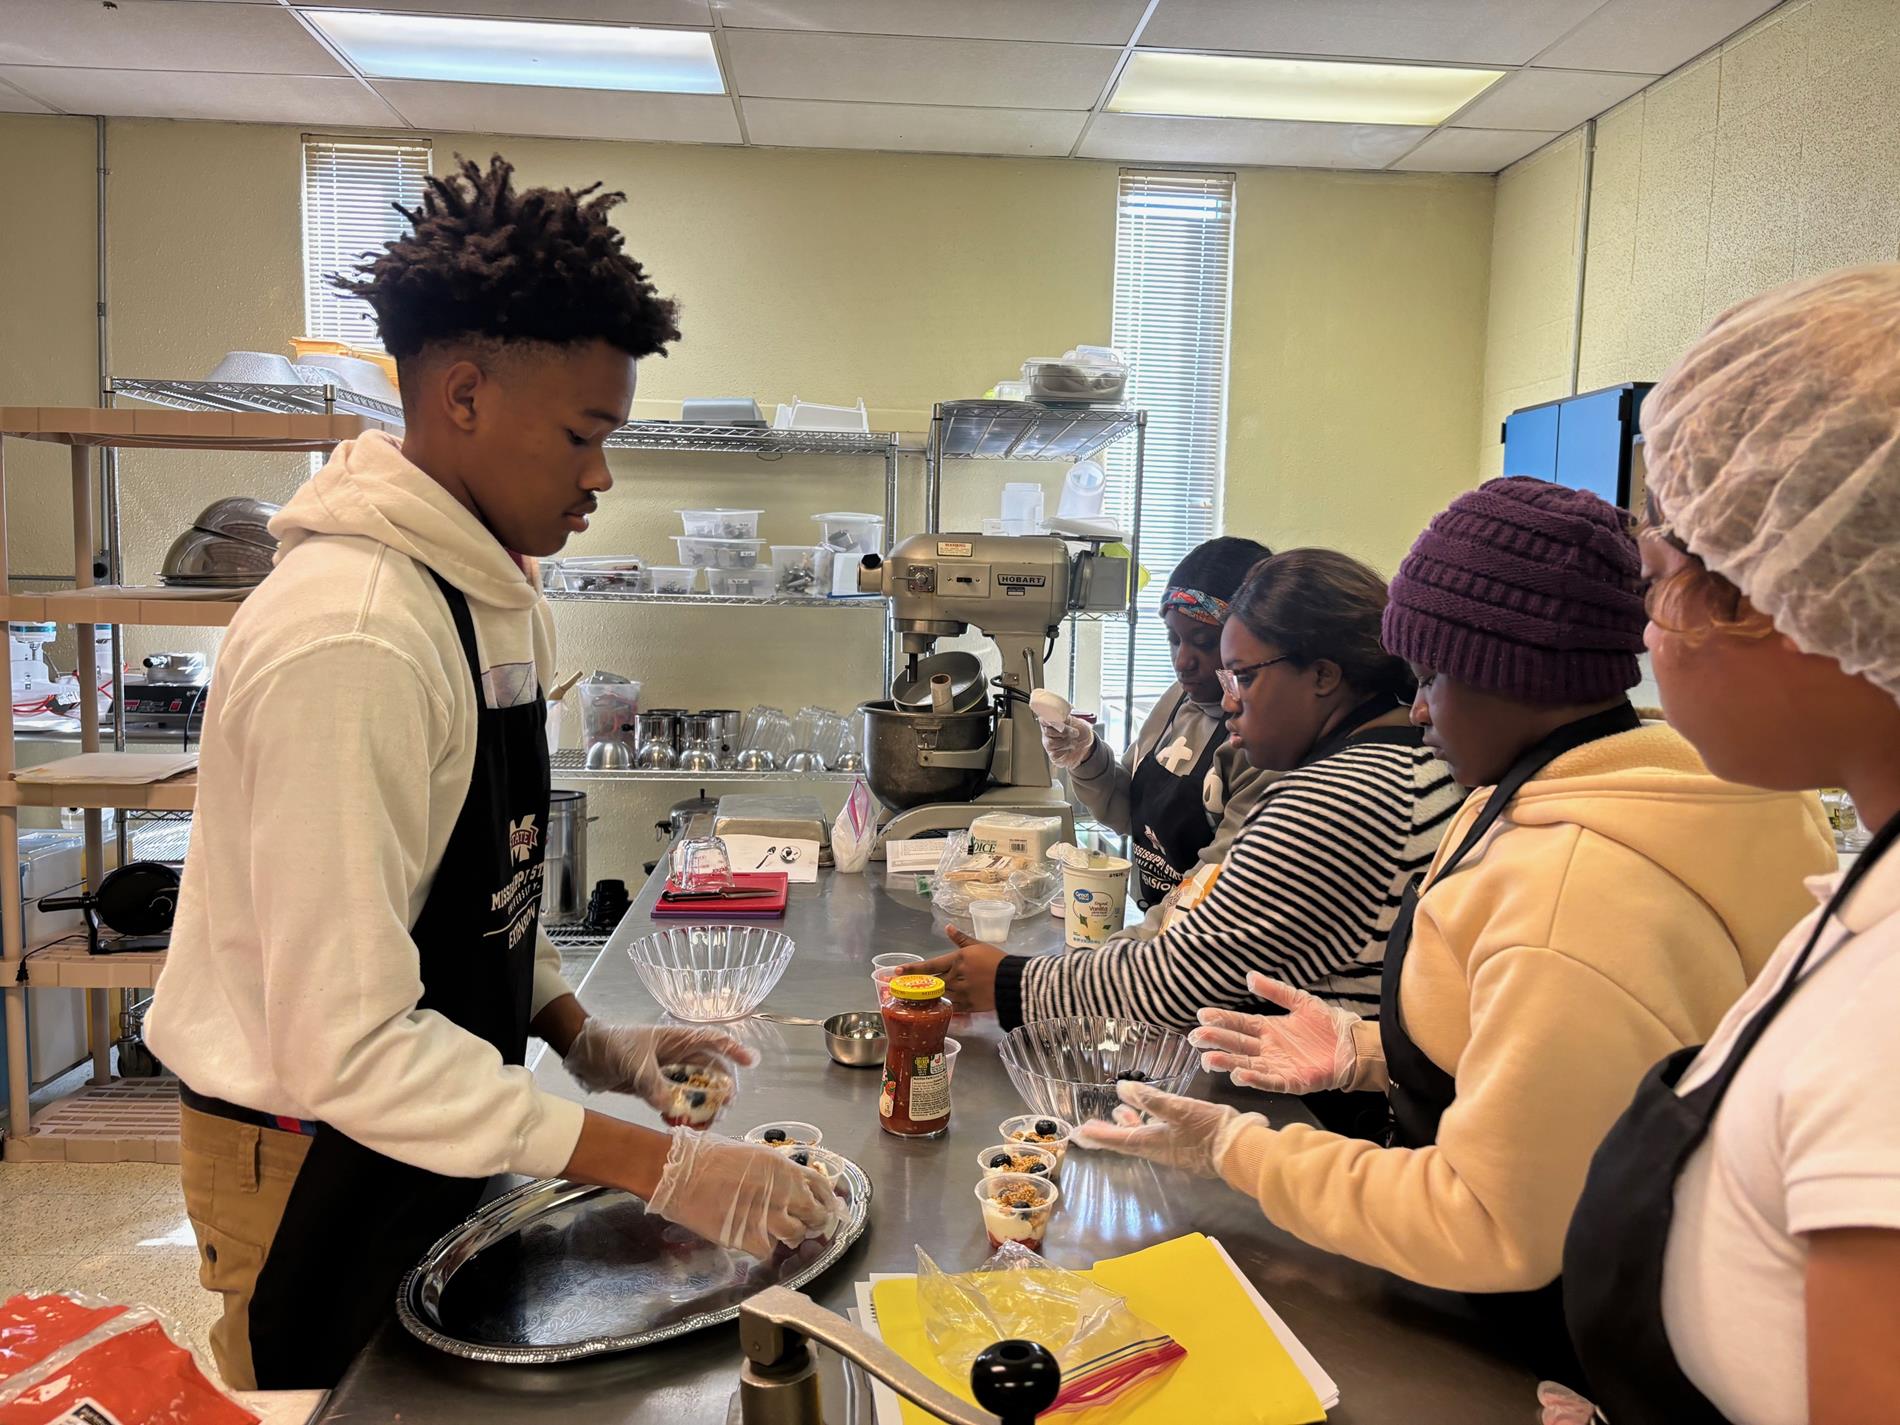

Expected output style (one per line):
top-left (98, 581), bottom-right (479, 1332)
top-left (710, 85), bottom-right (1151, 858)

top-left (823, 1011), bottom-right (887, 1068)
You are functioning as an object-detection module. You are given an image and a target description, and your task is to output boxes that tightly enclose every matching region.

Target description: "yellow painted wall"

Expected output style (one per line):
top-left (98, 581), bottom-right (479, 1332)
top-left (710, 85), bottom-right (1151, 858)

top-left (1, 114), bottom-right (1492, 875)
top-left (1479, 0), bottom-right (1900, 473)
top-left (1227, 167), bottom-right (1494, 569)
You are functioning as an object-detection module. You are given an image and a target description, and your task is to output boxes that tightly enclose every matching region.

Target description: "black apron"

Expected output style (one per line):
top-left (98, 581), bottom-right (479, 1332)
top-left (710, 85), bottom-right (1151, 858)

top-left (1563, 807), bottom-right (1900, 1424)
top-left (245, 572), bottom-right (550, 1390)
top-left (1292, 694), bottom-right (1421, 1142)
top-left (1128, 691), bottom-right (1224, 908)
top-left (1378, 700), bottom-right (1642, 1380)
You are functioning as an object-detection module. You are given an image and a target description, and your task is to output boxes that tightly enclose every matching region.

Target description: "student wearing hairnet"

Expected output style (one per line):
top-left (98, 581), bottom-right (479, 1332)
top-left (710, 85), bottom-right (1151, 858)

top-left (1546, 265), bottom-right (1900, 1424)
top-left (1075, 475), bottom-right (1834, 1383)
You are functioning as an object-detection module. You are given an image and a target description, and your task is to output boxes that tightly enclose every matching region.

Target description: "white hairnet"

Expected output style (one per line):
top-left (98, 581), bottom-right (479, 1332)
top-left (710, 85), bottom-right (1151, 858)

top-left (1641, 263), bottom-right (1900, 700)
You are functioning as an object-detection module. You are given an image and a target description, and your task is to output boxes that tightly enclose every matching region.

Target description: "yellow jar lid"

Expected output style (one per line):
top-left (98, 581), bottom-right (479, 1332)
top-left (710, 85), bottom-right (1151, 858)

top-left (889, 973), bottom-right (947, 1001)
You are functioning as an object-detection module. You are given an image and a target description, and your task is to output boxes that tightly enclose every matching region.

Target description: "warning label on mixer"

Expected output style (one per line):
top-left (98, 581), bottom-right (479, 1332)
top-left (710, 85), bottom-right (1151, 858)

top-left (936, 541), bottom-right (973, 557)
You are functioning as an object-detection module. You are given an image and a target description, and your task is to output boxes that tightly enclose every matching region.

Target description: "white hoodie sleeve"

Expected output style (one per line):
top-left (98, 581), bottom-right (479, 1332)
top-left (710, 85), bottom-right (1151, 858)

top-left (233, 633), bottom-right (584, 1179)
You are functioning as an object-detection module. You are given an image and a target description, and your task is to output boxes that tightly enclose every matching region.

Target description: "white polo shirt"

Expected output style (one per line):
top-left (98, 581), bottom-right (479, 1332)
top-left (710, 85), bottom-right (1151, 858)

top-left (1662, 848), bottom-right (1900, 1425)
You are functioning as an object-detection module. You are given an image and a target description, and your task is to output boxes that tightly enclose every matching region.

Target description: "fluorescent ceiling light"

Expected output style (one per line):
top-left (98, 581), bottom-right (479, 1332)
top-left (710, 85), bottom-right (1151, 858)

top-left (301, 11), bottom-right (724, 94)
top-left (1109, 52), bottom-right (1502, 126)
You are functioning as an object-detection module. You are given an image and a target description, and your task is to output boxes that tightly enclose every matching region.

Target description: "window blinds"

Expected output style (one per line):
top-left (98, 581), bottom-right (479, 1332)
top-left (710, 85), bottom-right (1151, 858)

top-left (1101, 169), bottom-right (1237, 724)
top-left (301, 139), bottom-right (432, 350)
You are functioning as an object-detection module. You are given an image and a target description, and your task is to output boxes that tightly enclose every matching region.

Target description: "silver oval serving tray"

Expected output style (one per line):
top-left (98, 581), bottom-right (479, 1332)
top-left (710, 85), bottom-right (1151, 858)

top-left (396, 1156), bottom-right (872, 1365)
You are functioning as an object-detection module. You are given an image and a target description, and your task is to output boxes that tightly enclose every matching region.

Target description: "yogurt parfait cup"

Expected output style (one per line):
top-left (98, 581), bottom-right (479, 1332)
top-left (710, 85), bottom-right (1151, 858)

top-left (976, 1173), bottom-right (1059, 1254)
top-left (745, 1120), bottom-right (824, 1153)
top-left (658, 1063), bottom-right (735, 1128)
top-left (1000, 1113), bottom-right (1074, 1170)
top-left (976, 1141), bottom-right (1058, 1184)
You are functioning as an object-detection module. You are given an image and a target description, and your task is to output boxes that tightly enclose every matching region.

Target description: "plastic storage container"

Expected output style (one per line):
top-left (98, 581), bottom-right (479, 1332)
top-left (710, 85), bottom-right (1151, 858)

top-left (708, 567), bottom-right (773, 597)
top-left (1022, 352), bottom-right (1127, 405)
top-left (773, 397), bottom-right (869, 432)
top-left (647, 565), bottom-right (697, 594)
top-left (770, 545), bottom-right (831, 598)
top-left (678, 508), bottom-right (764, 539)
top-left (553, 556), bottom-right (648, 594)
top-left (811, 512), bottom-right (884, 556)
top-left (674, 535), bottom-right (766, 569)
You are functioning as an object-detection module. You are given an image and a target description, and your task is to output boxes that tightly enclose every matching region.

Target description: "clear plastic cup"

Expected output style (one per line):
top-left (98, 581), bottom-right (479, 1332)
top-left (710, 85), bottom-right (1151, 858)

top-left (975, 1173), bottom-right (1058, 1254)
top-left (745, 1120), bottom-right (823, 1152)
top-left (999, 1113), bottom-right (1074, 1170)
top-left (975, 1141), bottom-right (1057, 1183)
top-left (943, 1036), bottom-right (962, 1082)
top-left (968, 898), bottom-right (1014, 943)
top-left (872, 953), bottom-right (918, 1004)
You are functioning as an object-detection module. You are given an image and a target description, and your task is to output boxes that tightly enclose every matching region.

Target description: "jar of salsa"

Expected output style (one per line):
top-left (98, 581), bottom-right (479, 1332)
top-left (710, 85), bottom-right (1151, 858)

top-left (879, 973), bottom-right (953, 1138)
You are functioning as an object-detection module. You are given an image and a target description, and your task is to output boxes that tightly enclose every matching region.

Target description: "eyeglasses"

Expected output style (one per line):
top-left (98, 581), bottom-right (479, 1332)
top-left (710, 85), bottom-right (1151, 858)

top-left (1215, 655), bottom-right (1292, 699)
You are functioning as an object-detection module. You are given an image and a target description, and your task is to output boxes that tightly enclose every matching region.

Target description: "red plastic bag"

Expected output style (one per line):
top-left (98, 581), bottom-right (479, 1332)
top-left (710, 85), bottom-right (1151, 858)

top-left (0, 1295), bottom-right (255, 1425)
top-left (0, 1296), bottom-right (127, 1381)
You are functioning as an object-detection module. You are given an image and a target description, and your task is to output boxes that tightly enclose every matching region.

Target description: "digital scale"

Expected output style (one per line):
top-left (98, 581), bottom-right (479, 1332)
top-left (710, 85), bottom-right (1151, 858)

top-left (120, 653), bottom-right (209, 731)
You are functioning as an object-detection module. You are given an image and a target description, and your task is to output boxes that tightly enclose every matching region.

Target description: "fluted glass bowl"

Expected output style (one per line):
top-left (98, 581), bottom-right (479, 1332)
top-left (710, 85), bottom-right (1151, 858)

top-left (998, 1017), bottom-right (1199, 1125)
top-left (625, 925), bottom-right (794, 1022)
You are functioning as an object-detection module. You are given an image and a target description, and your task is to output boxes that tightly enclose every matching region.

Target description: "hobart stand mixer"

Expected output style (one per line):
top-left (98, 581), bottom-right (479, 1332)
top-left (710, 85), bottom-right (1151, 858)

top-left (855, 532), bottom-right (1127, 850)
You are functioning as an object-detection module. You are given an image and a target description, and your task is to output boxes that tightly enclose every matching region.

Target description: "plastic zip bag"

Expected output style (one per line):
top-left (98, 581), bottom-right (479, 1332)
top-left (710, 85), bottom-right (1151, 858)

top-left (916, 1243), bottom-right (1184, 1419)
top-left (0, 1292), bottom-right (257, 1425)
top-left (929, 833), bottom-right (1061, 922)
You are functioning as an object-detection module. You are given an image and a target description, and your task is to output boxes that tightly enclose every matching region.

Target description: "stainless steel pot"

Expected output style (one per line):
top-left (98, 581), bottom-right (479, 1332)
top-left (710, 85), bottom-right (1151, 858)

top-left (859, 699), bottom-right (994, 810)
top-left (540, 790), bottom-right (589, 925)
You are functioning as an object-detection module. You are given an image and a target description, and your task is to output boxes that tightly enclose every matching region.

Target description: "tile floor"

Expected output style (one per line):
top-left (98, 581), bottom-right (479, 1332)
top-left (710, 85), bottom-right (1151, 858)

top-left (0, 940), bottom-right (606, 1415)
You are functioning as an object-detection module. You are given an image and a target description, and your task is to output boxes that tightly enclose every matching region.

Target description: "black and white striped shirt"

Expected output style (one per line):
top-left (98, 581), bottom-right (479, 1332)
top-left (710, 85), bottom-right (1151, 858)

top-left (995, 733), bottom-right (1462, 1031)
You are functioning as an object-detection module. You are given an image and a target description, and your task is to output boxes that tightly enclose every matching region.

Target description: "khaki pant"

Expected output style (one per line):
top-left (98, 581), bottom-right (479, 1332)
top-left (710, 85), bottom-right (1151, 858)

top-left (177, 1104), bottom-right (313, 1392)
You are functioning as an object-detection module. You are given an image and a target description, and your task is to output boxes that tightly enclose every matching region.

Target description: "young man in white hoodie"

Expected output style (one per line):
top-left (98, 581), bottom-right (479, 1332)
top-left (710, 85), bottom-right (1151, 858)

top-left (144, 156), bottom-right (833, 1390)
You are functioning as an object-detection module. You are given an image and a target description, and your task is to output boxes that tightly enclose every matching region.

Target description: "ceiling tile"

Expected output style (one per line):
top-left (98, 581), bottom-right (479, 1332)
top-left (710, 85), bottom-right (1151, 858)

top-left (1450, 66), bottom-right (1650, 130)
top-left (1077, 111), bottom-right (1426, 168)
top-left (1531, 0), bottom-right (1782, 75)
top-left (723, 31), bottom-right (1118, 109)
top-left (0, 0), bottom-right (346, 76)
top-left (1140, 0), bottom-right (1611, 67)
top-left (743, 98), bottom-right (1086, 156)
top-left (0, 67), bottom-right (400, 125)
top-left (0, 77), bottom-right (57, 113)
top-left (294, 0), bottom-right (713, 21)
top-left (1389, 126), bottom-right (1563, 171)
top-left (713, 0), bottom-right (1149, 45)
top-left (372, 80), bottom-right (741, 143)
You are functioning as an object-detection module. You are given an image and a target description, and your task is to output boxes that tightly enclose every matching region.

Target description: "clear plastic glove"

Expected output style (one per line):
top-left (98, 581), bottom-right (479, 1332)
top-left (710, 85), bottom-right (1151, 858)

top-left (1188, 972), bottom-right (1360, 1095)
top-left (1040, 715), bottom-right (1097, 771)
top-left (562, 1019), bottom-right (759, 1112)
top-left (1537, 1381), bottom-right (1601, 1424)
top-left (645, 1128), bottom-right (837, 1259)
top-left (1071, 1080), bottom-right (1263, 1179)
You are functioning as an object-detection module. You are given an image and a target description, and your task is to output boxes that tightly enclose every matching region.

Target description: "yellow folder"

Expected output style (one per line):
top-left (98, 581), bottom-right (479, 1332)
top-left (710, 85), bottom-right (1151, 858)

top-left (869, 1233), bottom-right (1327, 1424)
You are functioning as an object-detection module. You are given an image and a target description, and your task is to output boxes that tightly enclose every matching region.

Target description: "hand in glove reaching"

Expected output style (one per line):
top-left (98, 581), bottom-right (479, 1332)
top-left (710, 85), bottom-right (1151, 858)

top-left (562, 1019), bottom-right (757, 1118)
top-left (646, 1129), bottom-right (838, 1259)
top-left (1071, 1080), bottom-right (1263, 1180)
top-left (1188, 972), bottom-right (1361, 1095)
top-left (1039, 715), bottom-right (1097, 771)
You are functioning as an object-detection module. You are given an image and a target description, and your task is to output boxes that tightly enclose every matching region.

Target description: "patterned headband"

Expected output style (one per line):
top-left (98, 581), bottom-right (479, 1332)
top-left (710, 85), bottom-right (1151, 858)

top-left (1160, 586), bottom-right (1229, 625)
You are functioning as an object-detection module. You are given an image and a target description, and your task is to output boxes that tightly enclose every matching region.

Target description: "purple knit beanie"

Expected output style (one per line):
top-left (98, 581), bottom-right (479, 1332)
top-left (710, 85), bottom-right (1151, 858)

top-left (1382, 477), bottom-right (1645, 704)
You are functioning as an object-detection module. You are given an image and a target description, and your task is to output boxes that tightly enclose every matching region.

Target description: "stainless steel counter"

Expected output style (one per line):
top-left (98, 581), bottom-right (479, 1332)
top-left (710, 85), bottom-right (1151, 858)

top-left (317, 867), bottom-right (1537, 1424)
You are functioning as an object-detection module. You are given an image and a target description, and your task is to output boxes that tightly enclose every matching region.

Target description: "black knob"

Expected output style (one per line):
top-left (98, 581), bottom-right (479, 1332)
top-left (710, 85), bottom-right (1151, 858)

top-left (970, 1339), bottom-right (1060, 1423)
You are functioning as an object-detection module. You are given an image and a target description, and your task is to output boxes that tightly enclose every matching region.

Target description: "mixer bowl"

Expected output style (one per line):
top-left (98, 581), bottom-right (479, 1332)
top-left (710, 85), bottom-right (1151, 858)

top-left (860, 699), bottom-right (993, 810)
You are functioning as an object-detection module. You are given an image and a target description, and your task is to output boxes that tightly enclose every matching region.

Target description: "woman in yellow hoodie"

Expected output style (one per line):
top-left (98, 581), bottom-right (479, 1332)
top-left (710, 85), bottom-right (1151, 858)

top-left (1075, 476), bottom-right (1836, 1378)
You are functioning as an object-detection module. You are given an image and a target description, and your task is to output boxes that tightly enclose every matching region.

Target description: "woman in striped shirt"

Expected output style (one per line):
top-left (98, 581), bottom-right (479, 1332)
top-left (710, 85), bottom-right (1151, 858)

top-left (909, 548), bottom-right (1461, 1134)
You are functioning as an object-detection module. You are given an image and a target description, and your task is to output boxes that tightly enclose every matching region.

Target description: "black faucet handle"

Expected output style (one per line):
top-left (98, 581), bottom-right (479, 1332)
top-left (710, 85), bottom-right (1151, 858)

top-left (969, 1340), bottom-right (1060, 1424)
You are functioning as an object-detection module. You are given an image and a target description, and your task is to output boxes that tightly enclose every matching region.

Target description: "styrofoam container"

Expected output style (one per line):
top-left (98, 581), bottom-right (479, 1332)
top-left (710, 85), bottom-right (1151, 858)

top-left (647, 565), bottom-right (697, 594)
top-left (674, 535), bottom-right (766, 570)
top-left (771, 545), bottom-right (831, 597)
top-left (678, 508), bottom-right (764, 539)
top-left (708, 567), bottom-right (773, 597)
top-left (811, 512), bottom-right (884, 556)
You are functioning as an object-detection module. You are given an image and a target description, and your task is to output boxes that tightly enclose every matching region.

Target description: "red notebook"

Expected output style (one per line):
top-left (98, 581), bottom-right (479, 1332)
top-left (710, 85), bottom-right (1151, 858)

top-left (652, 872), bottom-right (790, 918)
